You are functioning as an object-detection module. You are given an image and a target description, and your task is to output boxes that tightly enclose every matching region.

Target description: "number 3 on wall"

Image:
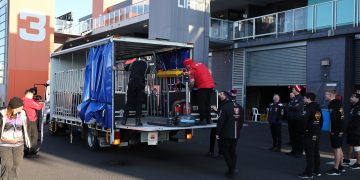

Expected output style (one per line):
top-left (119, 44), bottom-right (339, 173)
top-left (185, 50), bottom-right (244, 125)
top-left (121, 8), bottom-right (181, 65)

top-left (19, 9), bottom-right (46, 42)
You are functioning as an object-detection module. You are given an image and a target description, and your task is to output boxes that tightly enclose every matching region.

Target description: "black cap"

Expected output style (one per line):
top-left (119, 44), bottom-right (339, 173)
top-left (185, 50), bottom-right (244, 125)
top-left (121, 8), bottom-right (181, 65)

top-left (8, 97), bottom-right (24, 109)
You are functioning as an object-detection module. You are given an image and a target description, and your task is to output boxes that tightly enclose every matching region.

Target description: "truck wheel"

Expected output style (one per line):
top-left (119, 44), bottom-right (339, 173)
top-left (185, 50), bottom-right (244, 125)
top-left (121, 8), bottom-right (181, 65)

top-left (87, 130), bottom-right (100, 151)
top-left (48, 121), bottom-right (57, 136)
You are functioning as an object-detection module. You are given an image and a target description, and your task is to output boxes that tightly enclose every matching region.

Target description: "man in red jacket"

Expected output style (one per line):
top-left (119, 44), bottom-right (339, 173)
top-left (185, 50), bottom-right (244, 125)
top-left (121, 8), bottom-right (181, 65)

top-left (183, 58), bottom-right (215, 125)
top-left (22, 89), bottom-right (44, 154)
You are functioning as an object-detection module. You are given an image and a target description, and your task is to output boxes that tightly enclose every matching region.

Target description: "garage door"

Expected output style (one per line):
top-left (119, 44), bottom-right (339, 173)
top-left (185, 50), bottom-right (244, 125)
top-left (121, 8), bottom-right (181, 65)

top-left (354, 39), bottom-right (360, 85)
top-left (246, 45), bottom-right (307, 86)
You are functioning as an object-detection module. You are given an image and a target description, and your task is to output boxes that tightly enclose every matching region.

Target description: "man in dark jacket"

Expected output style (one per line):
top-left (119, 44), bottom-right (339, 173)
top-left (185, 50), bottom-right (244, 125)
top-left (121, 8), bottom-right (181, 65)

top-left (216, 91), bottom-right (244, 179)
top-left (324, 90), bottom-right (346, 175)
top-left (121, 58), bottom-right (149, 126)
top-left (287, 85), bottom-right (304, 158)
top-left (346, 93), bottom-right (360, 169)
top-left (267, 94), bottom-right (284, 152)
top-left (298, 92), bottom-right (323, 179)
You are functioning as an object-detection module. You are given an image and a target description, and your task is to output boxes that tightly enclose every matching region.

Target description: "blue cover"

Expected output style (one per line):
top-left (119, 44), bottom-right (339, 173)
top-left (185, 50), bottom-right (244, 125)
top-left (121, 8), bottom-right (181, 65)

top-left (77, 42), bottom-right (113, 129)
top-left (157, 49), bottom-right (190, 70)
top-left (321, 109), bottom-right (330, 132)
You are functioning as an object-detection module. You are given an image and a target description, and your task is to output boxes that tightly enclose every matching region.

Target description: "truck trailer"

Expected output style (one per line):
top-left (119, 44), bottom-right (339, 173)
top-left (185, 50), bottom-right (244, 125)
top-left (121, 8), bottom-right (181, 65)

top-left (49, 36), bottom-right (218, 151)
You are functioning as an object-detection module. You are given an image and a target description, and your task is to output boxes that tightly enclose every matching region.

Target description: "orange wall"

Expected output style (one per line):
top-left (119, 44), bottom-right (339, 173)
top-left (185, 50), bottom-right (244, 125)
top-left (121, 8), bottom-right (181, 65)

top-left (92, 0), bottom-right (124, 19)
top-left (7, 0), bottom-right (54, 101)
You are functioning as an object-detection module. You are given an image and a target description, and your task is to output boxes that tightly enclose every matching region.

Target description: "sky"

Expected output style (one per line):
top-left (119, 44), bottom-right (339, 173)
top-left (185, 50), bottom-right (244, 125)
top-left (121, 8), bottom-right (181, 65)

top-left (55, 0), bottom-right (93, 22)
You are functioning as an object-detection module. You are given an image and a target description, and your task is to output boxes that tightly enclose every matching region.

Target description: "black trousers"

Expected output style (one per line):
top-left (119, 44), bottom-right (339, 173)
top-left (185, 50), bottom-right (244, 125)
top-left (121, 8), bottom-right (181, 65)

top-left (270, 123), bottom-right (282, 149)
top-left (303, 134), bottom-right (320, 175)
top-left (124, 82), bottom-right (145, 118)
top-left (27, 121), bottom-right (38, 152)
top-left (209, 128), bottom-right (223, 154)
top-left (222, 138), bottom-right (238, 173)
top-left (289, 119), bottom-right (304, 154)
top-left (197, 88), bottom-right (213, 123)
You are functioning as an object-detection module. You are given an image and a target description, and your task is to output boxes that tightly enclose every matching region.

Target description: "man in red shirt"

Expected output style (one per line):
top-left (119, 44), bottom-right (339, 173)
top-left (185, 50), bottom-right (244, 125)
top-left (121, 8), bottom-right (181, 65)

top-left (183, 58), bottom-right (215, 125)
top-left (22, 89), bottom-right (44, 154)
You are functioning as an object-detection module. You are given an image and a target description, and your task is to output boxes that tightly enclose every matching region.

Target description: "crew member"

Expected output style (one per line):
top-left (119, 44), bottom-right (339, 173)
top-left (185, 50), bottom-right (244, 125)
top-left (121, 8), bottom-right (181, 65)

top-left (183, 58), bottom-right (215, 125)
top-left (22, 89), bottom-right (44, 157)
top-left (298, 93), bottom-right (323, 178)
top-left (324, 90), bottom-right (346, 175)
top-left (267, 94), bottom-right (284, 152)
top-left (346, 93), bottom-right (360, 169)
top-left (121, 58), bottom-right (149, 126)
top-left (287, 85), bottom-right (304, 158)
top-left (216, 91), bottom-right (244, 179)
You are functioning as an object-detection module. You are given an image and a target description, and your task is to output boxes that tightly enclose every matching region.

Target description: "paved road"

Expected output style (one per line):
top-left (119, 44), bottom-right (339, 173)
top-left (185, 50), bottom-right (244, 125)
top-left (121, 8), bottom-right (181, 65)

top-left (20, 122), bottom-right (360, 180)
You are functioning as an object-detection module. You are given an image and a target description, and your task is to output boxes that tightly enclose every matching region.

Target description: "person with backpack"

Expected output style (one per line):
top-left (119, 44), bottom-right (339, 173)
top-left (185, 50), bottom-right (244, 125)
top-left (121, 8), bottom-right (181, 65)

top-left (0, 97), bottom-right (31, 180)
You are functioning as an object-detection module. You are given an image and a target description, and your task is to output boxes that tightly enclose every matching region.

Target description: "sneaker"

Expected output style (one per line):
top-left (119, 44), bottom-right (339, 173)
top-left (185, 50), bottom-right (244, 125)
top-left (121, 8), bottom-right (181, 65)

top-left (350, 163), bottom-right (360, 170)
top-left (339, 165), bottom-right (346, 173)
top-left (312, 172), bottom-right (322, 177)
top-left (298, 173), bottom-right (313, 179)
top-left (343, 159), bottom-right (351, 166)
top-left (325, 168), bottom-right (341, 176)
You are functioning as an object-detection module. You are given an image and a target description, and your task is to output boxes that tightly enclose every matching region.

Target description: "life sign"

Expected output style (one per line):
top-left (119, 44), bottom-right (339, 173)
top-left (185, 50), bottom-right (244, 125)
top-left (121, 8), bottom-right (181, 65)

top-left (178, 0), bottom-right (206, 12)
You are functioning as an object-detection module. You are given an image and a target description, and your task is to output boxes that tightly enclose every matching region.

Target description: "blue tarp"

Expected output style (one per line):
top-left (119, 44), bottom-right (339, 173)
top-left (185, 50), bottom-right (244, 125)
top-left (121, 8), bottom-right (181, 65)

top-left (77, 43), bottom-right (113, 129)
top-left (157, 49), bottom-right (190, 70)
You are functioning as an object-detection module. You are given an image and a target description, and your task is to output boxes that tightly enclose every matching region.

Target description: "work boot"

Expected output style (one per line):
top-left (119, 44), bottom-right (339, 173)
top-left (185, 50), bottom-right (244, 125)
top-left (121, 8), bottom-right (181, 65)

top-left (121, 116), bottom-right (127, 125)
top-left (135, 118), bottom-right (143, 126)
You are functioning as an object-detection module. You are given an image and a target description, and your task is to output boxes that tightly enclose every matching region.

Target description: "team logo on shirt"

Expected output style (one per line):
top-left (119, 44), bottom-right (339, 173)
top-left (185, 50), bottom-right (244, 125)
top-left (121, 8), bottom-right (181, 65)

top-left (234, 108), bottom-right (240, 115)
top-left (315, 112), bottom-right (322, 121)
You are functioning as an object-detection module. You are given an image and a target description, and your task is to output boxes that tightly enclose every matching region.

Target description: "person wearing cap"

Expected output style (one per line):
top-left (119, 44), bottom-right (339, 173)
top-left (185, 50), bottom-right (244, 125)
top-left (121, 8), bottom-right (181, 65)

top-left (267, 94), bottom-right (284, 152)
top-left (287, 85), bottom-right (304, 158)
top-left (22, 89), bottom-right (44, 156)
top-left (298, 92), bottom-right (323, 178)
top-left (216, 91), bottom-right (244, 179)
top-left (0, 97), bottom-right (31, 179)
top-left (324, 89), bottom-right (346, 175)
top-left (183, 58), bottom-right (215, 125)
top-left (344, 93), bottom-right (360, 170)
top-left (121, 58), bottom-right (150, 126)
top-left (207, 90), bottom-right (237, 158)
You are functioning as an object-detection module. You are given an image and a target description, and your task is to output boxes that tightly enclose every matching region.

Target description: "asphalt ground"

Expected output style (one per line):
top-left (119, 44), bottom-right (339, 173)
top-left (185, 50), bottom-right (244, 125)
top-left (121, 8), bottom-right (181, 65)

top-left (19, 122), bottom-right (359, 180)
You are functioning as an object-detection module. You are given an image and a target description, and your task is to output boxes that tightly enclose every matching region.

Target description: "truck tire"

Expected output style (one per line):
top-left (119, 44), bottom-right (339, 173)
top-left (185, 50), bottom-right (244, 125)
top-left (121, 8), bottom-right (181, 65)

top-left (87, 130), bottom-right (100, 151)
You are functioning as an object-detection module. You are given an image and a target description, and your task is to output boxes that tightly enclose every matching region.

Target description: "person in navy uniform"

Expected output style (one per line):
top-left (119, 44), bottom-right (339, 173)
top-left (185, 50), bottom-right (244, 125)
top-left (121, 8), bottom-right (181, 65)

top-left (324, 90), bottom-right (346, 175)
top-left (298, 92), bottom-right (323, 179)
top-left (267, 94), bottom-right (284, 152)
top-left (287, 85), bottom-right (304, 158)
top-left (346, 93), bottom-right (360, 169)
top-left (216, 91), bottom-right (244, 179)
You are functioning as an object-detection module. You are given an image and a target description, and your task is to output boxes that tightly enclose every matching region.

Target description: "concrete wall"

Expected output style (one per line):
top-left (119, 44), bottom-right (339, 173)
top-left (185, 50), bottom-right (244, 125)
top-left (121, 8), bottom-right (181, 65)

top-left (306, 36), bottom-right (353, 117)
top-left (149, 0), bottom-right (210, 65)
top-left (209, 50), bottom-right (233, 91)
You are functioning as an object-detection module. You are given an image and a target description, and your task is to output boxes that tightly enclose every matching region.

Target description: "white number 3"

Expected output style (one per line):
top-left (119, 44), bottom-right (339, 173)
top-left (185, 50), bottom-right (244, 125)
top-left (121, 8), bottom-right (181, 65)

top-left (19, 9), bottom-right (46, 42)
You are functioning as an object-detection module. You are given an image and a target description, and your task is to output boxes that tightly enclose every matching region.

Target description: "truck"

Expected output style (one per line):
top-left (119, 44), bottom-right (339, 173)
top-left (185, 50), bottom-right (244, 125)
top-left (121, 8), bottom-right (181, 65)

top-left (49, 36), bottom-right (218, 151)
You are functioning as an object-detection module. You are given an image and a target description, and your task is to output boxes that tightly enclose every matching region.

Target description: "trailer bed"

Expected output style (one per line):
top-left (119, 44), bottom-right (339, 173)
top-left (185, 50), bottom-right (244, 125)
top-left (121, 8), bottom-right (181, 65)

top-left (116, 117), bottom-right (216, 131)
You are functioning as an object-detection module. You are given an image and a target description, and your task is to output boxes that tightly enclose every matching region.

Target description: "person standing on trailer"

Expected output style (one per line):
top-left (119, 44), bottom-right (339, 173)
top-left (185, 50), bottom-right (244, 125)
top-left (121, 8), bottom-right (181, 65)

top-left (22, 89), bottom-right (44, 157)
top-left (287, 85), bottom-right (304, 158)
top-left (183, 58), bottom-right (215, 125)
top-left (324, 90), bottom-right (346, 175)
top-left (267, 94), bottom-right (284, 152)
top-left (121, 58), bottom-right (150, 126)
top-left (216, 91), bottom-right (244, 179)
top-left (298, 92), bottom-right (323, 179)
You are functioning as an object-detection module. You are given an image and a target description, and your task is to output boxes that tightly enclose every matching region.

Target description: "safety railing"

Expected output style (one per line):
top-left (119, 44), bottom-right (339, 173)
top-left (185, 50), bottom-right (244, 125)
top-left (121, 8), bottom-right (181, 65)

top-left (210, 0), bottom-right (360, 40)
top-left (210, 18), bottom-right (233, 40)
top-left (55, 0), bottom-right (149, 35)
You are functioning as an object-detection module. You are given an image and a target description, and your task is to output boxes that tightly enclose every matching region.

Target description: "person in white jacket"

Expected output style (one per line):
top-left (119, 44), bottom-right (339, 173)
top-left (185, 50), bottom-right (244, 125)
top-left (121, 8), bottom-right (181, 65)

top-left (0, 97), bottom-right (31, 180)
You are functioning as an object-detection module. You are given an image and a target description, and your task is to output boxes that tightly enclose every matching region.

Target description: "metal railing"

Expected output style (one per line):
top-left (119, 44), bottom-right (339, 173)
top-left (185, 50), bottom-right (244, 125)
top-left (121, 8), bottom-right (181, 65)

top-left (210, 18), bottom-right (233, 40)
top-left (210, 0), bottom-right (360, 40)
top-left (55, 0), bottom-right (149, 35)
